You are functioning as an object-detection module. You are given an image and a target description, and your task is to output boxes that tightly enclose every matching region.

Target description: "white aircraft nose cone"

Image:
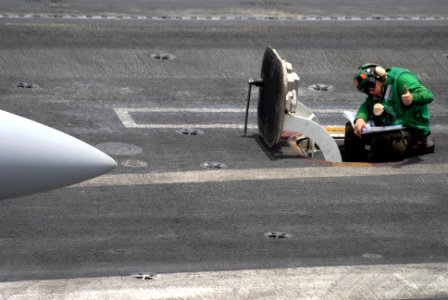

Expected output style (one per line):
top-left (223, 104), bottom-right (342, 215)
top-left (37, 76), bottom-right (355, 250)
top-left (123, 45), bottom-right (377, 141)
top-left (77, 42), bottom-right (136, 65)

top-left (0, 110), bottom-right (117, 200)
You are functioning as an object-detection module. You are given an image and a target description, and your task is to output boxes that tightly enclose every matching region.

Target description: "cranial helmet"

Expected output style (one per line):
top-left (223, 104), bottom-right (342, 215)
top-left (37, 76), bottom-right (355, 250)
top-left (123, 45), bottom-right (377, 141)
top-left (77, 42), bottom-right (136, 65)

top-left (353, 63), bottom-right (387, 94)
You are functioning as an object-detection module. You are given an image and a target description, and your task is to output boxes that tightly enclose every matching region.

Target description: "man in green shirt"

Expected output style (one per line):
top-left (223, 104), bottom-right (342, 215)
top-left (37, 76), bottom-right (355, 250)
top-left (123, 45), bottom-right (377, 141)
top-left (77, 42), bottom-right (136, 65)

top-left (345, 63), bottom-right (435, 162)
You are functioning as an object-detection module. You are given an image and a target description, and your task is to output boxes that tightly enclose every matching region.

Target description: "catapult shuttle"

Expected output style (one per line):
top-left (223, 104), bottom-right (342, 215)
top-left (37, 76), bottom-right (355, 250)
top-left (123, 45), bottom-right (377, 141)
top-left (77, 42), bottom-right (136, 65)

top-left (0, 110), bottom-right (116, 200)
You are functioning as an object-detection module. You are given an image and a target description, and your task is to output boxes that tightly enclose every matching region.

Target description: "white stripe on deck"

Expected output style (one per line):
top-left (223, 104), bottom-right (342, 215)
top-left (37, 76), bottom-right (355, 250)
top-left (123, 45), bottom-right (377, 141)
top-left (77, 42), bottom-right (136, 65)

top-left (73, 163), bottom-right (448, 188)
top-left (113, 107), bottom-right (259, 129)
top-left (1, 13), bottom-right (447, 22)
top-left (1, 263), bottom-right (447, 299)
top-left (113, 107), bottom-right (448, 131)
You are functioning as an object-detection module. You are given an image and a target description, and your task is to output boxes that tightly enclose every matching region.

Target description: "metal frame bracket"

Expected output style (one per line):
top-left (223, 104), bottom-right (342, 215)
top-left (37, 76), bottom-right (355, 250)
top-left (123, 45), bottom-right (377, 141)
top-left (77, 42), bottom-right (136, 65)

top-left (244, 78), bottom-right (263, 135)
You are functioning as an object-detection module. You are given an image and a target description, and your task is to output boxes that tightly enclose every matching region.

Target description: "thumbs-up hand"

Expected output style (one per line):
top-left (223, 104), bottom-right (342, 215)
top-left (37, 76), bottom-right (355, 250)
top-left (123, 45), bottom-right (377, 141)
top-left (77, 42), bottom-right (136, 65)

top-left (401, 85), bottom-right (413, 106)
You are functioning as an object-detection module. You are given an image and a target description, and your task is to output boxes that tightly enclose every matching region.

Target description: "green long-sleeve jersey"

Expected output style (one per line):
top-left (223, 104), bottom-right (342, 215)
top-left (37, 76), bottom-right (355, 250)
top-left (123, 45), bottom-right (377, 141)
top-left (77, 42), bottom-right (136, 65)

top-left (355, 67), bottom-right (433, 135)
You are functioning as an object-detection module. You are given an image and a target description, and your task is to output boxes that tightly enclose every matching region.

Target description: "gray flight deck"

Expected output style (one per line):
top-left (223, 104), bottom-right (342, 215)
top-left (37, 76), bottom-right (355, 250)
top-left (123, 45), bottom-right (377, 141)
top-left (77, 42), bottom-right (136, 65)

top-left (0, 1), bottom-right (447, 299)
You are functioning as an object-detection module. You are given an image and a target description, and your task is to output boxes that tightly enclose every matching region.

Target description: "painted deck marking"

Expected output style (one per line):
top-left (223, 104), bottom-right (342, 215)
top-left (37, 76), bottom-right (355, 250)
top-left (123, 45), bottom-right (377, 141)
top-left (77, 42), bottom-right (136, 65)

top-left (1, 263), bottom-right (447, 299)
top-left (1, 14), bottom-right (447, 22)
top-left (113, 107), bottom-right (358, 129)
top-left (113, 107), bottom-right (448, 132)
top-left (73, 163), bottom-right (448, 188)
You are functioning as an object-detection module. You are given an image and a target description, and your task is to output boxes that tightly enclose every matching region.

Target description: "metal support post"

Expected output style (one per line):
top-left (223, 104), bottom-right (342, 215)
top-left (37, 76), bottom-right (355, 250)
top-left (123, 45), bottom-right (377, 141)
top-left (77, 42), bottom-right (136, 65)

top-left (244, 78), bottom-right (263, 135)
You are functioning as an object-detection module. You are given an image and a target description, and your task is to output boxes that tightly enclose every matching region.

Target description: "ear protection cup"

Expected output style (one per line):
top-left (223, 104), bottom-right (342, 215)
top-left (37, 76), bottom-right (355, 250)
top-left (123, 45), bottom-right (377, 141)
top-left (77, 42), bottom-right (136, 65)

top-left (375, 66), bottom-right (387, 79)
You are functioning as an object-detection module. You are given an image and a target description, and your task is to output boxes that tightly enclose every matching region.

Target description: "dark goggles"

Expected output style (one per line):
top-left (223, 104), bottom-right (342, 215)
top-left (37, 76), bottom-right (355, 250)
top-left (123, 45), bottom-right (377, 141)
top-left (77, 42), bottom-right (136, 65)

top-left (360, 75), bottom-right (377, 94)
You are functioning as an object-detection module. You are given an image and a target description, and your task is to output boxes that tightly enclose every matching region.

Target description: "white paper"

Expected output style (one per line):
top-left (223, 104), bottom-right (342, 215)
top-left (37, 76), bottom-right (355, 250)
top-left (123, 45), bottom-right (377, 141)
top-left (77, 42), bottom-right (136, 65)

top-left (343, 110), bottom-right (404, 134)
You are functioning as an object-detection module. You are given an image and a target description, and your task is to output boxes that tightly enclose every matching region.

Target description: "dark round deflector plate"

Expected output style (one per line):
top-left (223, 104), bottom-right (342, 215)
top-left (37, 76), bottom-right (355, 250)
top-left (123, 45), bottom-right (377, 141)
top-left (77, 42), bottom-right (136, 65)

top-left (257, 47), bottom-right (287, 148)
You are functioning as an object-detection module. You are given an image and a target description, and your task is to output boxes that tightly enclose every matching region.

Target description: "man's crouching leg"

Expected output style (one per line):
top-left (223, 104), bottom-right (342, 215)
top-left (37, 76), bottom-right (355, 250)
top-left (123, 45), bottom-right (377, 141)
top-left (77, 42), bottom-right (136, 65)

top-left (371, 130), bottom-right (408, 162)
top-left (405, 129), bottom-right (435, 157)
top-left (343, 122), bottom-right (370, 162)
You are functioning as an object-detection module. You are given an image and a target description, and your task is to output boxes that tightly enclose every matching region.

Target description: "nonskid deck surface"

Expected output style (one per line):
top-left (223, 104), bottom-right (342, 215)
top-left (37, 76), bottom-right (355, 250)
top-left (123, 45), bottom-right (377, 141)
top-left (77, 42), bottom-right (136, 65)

top-left (0, 1), bottom-right (447, 298)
